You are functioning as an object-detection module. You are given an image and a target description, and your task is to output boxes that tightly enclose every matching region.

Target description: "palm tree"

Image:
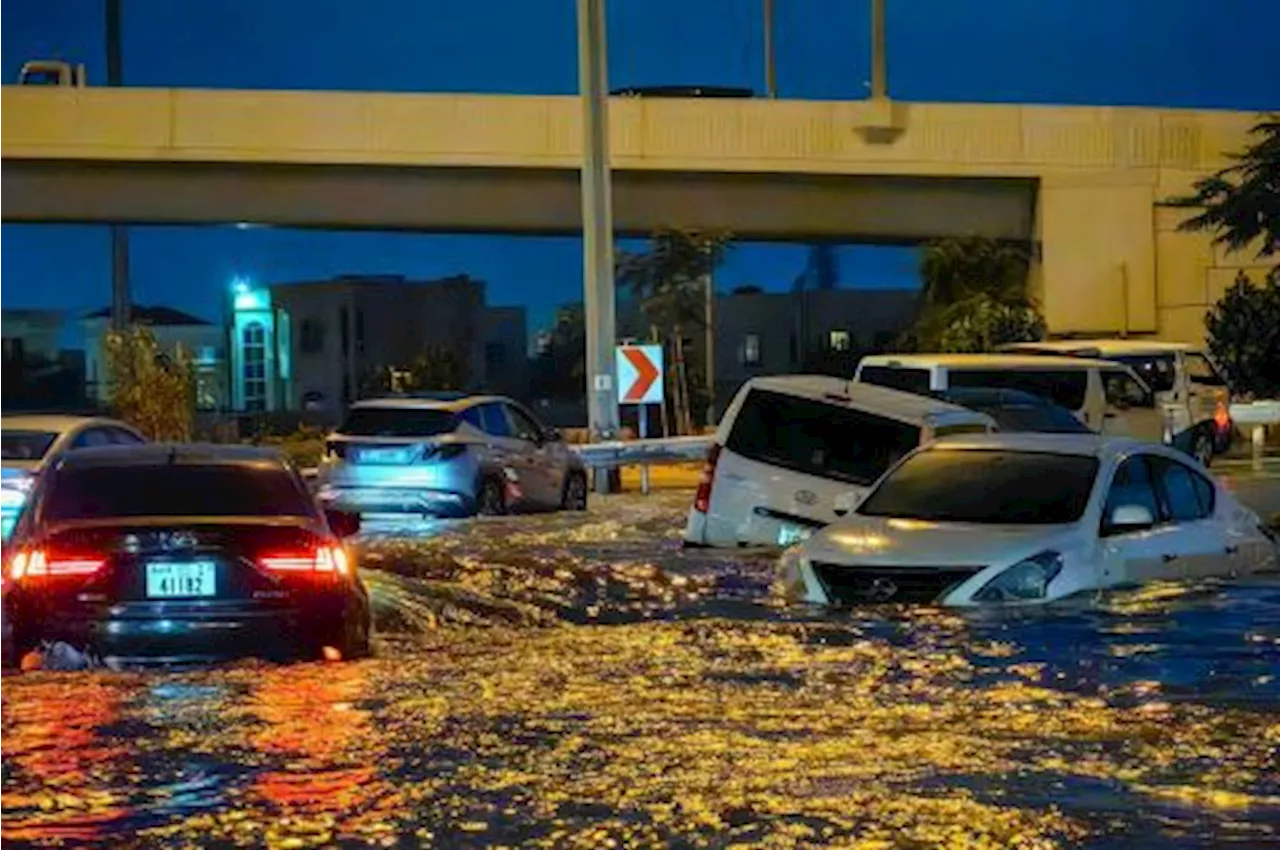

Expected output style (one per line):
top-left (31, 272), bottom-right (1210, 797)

top-left (1169, 115), bottom-right (1280, 258)
top-left (616, 228), bottom-right (731, 432)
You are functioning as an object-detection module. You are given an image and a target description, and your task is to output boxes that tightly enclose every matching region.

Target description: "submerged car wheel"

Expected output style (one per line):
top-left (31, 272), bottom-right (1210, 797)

top-left (1193, 430), bottom-right (1214, 468)
top-left (477, 477), bottom-right (508, 516)
top-left (561, 472), bottom-right (588, 512)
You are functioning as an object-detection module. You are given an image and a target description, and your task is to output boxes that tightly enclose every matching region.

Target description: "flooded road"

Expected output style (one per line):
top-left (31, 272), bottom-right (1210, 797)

top-left (4, 481), bottom-right (1279, 848)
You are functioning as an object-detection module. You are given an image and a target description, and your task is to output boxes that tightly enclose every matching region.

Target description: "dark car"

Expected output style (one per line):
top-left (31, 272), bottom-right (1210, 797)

top-left (1, 444), bottom-right (370, 667)
top-left (933, 387), bottom-right (1094, 434)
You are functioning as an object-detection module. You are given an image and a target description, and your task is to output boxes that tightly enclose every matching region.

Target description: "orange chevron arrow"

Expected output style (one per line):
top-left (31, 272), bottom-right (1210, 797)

top-left (622, 347), bottom-right (660, 402)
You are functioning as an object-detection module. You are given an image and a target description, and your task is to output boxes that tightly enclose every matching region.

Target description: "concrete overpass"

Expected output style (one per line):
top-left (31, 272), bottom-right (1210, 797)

top-left (2, 87), bottom-right (1274, 342)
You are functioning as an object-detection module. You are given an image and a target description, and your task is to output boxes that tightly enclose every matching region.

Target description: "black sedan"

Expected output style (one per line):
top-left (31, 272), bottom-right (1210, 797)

top-left (1, 444), bottom-right (370, 667)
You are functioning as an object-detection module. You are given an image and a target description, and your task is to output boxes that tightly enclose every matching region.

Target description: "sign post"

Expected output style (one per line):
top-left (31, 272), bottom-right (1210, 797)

top-left (616, 344), bottom-right (665, 496)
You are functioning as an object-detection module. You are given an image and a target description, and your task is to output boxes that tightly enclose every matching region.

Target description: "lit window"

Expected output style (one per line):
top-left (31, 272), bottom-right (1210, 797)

top-left (242, 321), bottom-right (267, 412)
top-left (741, 334), bottom-right (761, 366)
top-left (829, 330), bottom-right (850, 352)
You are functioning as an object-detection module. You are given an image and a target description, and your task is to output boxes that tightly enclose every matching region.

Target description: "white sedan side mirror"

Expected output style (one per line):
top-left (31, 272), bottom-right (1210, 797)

top-left (1107, 504), bottom-right (1155, 533)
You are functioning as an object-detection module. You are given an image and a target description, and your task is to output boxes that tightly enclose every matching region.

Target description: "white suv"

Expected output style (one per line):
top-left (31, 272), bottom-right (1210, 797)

top-left (682, 376), bottom-right (995, 549)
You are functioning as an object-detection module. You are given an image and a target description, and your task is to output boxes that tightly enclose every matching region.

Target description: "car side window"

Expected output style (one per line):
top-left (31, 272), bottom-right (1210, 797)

top-left (70, 428), bottom-right (113, 449)
top-left (479, 403), bottom-right (512, 438)
top-left (460, 406), bottom-right (485, 432)
top-left (1151, 458), bottom-right (1214, 521)
top-left (108, 427), bottom-right (145, 445)
top-left (1103, 456), bottom-right (1161, 527)
top-left (506, 405), bottom-right (543, 443)
top-left (1184, 353), bottom-right (1227, 387)
top-left (1103, 370), bottom-right (1153, 409)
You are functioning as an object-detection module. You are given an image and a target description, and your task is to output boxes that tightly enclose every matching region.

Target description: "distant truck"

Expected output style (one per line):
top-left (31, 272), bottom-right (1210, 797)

top-left (17, 60), bottom-right (87, 87)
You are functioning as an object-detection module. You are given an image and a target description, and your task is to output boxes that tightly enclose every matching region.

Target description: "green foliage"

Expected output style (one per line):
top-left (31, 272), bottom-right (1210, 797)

top-left (935, 294), bottom-right (1047, 354)
top-left (103, 326), bottom-right (195, 441)
top-left (257, 425), bottom-right (328, 468)
top-left (1169, 116), bottom-right (1280, 259)
top-left (1204, 269), bottom-right (1280, 399)
top-left (530, 304), bottom-right (586, 400)
top-left (910, 236), bottom-right (1043, 352)
top-left (616, 227), bottom-right (732, 333)
top-left (363, 344), bottom-right (469, 396)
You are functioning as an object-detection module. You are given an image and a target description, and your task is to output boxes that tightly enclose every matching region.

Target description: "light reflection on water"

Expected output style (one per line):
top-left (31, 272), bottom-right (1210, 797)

top-left (3, 492), bottom-right (1278, 847)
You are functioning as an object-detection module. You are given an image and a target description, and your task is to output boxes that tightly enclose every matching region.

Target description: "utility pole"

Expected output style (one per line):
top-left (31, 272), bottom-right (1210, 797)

top-left (870, 0), bottom-right (887, 100)
top-left (106, 0), bottom-right (131, 332)
top-left (763, 0), bottom-right (777, 98)
top-left (576, 0), bottom-right (620, 491)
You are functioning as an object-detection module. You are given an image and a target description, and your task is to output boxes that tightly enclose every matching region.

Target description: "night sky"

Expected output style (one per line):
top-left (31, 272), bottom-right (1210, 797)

top-left (3, 0), bottom-right (1277, 343)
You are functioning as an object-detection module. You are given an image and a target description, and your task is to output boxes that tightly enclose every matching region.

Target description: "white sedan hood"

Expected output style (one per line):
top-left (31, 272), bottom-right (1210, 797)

top-left (801, 514), bottom-right (1080, 569)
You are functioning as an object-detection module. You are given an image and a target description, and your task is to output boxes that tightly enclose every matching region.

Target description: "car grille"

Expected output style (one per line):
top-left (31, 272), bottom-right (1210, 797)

top-left (812, 563), bottom-right (983, 605)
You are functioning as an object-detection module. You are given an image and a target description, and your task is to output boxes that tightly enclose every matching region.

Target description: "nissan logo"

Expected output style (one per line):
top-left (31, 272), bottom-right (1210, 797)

top-left (794, 489), bottom-right (818, 506)
top-left (865, 577), bottom-right (899, 602)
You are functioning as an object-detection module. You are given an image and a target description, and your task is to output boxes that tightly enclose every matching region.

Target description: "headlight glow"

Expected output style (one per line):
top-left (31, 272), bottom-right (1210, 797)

top-left (973, 550), bottom-right (1064, 603)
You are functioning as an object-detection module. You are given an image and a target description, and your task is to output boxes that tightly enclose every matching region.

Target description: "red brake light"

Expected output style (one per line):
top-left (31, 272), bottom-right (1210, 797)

top-left (693, 444), bottom-right (722, 514)
top-left (259, 542), bottom-right (349, 576)
top-left (10, 548), bottom-right (105, 580)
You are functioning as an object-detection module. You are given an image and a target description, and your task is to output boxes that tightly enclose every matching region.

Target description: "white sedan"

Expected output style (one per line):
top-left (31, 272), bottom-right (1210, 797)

top-left (778, 433), bottom-right (1277, 607)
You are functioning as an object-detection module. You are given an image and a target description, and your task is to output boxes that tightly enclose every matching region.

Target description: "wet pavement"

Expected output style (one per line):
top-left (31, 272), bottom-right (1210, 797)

top-left (3, 468), bottom-right (1280, 848)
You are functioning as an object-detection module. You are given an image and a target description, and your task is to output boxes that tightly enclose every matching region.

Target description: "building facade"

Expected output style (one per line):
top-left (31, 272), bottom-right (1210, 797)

top-left (614, 287), bottom-right (917, 415)
top-left (82, 305), bottom-right (227, 411)
top-left (231, 274), bottom-right (526, 417)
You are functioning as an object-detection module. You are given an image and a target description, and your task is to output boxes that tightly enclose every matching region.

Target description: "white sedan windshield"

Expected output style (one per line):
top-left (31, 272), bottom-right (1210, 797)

top-left (858, 449), bottom-right (1099, 525)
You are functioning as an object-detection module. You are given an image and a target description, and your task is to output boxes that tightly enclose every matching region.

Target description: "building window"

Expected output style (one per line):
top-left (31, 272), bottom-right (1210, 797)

top-left (300, 319), bottom-right (325, 354)
top-left (829, 329), bottom-right (851, 352)
top-left (485, 342), bottom-right (505, 366)
top-left (355, 308), bottom-right (366, 356)
top-left (242, 321), bottom-right (267, 412)
top-left (741, 334), bottom-right (761, 366)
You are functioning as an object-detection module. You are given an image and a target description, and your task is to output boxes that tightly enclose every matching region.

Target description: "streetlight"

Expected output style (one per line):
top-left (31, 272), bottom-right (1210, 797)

top-left (576, 0), bottom-right (621, 492)
top-left (106, 0), bottom-right (130, 332)
top-left (870, 0), bottom-right (887, 100)
top-left (763, 0), bottom-right (777, 98)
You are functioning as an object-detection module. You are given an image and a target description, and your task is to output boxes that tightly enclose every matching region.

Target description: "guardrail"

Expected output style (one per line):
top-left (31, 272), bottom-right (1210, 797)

top-left (570, 435), bottom-right (714, 469)
top-left (1231, 401), bottom-right (1280, 469)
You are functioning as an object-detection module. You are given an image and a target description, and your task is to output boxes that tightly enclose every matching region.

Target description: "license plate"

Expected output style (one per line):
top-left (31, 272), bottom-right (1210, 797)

top-left (777, 524), bottom-right (813, 547)
top-left (356, 448), bottom-right (413, 464)
top-left (146, 561), bottom-right (217, 598)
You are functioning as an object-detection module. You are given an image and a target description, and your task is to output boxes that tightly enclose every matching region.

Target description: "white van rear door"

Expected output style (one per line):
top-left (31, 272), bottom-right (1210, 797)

top-left (707, 387), bottom-right (923, 547)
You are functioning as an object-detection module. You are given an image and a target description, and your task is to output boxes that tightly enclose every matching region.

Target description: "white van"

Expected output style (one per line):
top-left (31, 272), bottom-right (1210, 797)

top-left (682, 376), bottom-right (996, 549)
top-left (854, 353), bottom-right (1169, 444)
top-left (999, 340), bottom-right (1232, 465)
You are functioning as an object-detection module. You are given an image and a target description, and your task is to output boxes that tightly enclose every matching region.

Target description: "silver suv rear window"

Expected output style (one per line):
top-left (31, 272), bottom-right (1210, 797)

top-left (340, 408), bottom-right (459, 438)
top-left (726, 388), bottom-right (921, 486)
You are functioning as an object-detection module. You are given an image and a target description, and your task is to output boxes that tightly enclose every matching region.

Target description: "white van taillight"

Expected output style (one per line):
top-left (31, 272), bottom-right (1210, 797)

top-left (693, 444), bottom-right (723, 514)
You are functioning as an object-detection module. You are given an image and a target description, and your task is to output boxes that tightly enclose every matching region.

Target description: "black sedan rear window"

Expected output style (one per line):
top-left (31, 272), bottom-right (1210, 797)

top-left (340, 408), bottom-right (459, 438)
top-left (2, 430), bottom-right (57, 460)
top-left (43, 465), bottom-right (314, 520)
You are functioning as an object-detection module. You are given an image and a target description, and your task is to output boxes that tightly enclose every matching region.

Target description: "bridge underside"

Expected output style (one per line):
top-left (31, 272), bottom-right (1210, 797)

top-left (1, 159), bottom-right (1036, 243)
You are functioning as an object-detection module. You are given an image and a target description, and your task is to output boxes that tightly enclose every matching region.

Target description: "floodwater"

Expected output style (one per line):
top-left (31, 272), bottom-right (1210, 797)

top-left (3, 489), bottom-right (1279, 848)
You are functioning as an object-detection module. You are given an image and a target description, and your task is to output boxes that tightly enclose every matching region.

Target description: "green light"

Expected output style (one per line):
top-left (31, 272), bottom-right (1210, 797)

top-left (233, 288), bottom-right (270, 312)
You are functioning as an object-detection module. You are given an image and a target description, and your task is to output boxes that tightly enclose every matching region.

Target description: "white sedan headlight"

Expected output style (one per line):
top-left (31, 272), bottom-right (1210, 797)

top-left (972, 550), bottom-right (1064, 603)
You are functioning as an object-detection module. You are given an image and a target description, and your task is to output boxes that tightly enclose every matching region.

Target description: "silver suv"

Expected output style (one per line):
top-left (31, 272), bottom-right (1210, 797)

top-left (314, 394), bottom-right (588, 518)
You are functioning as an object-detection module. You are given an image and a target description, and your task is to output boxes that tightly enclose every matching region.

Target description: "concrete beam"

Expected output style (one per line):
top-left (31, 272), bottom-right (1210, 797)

top-left (0, 159), bottom-right (1037, 242)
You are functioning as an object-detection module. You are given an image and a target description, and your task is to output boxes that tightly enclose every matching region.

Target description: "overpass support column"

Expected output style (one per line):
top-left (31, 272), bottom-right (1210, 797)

top-left (577, 0), bottom-right (621, 492)
top-left (1038, 178), bottom-right (1158, 337)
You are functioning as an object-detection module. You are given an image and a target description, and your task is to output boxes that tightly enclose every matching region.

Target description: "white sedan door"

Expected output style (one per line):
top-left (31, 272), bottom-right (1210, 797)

top-left (1098, 454), bottom-right (1200, 587)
